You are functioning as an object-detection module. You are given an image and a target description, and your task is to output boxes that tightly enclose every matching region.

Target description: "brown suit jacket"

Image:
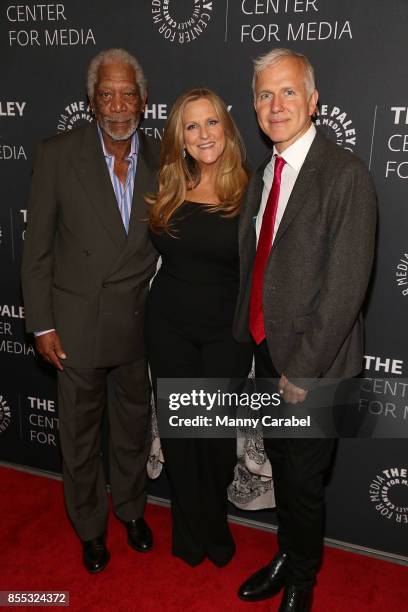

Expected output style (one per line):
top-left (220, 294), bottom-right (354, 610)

top-left (22, 123), bottom-right (159, 368)
top-left (234, 130), bottom-right (377, 385)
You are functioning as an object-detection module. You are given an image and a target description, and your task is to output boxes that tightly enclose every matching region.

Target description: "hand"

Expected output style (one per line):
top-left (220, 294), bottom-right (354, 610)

top-left (278, 374), bottom-right (307, 404)
top-left (35, 331), bottom-right (67, 371)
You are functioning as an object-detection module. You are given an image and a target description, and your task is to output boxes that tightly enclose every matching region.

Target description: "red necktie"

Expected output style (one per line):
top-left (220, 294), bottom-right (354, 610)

top-left (249, 155), bottom-right (286, 344)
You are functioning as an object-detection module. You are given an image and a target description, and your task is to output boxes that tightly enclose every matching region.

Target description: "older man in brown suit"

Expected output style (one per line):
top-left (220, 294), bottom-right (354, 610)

top-left (21, 49), bottom-right (158, 573)
top-left (234, 48), bottom-right (376, 611)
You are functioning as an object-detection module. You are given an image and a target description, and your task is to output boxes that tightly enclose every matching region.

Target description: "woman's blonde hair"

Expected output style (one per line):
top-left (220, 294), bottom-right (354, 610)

top-left (148, 88), bottom-right (248, 232)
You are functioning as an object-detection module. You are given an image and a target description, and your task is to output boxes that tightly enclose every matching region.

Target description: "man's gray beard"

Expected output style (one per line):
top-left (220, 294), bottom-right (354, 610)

top-left (99, 117), bottom-right (139, 141)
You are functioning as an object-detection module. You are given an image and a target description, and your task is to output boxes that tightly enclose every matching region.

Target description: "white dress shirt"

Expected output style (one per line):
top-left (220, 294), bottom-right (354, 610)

top-left (255, 124), bottom-right (316, 244)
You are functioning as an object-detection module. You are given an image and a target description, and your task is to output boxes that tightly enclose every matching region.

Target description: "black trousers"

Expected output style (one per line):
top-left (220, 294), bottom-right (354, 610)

top-left (57, 358), bottom-right (151, 541)
top-left (147, 313), bottom-right (252, 566)
top-left (255, 341), bottom-right (335, 588)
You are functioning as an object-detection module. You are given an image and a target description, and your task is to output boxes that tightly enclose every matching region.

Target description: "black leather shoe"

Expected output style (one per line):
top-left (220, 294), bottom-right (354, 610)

top-left (125, 518), bottom-right (153, 552)
top-left (238, 552), bottom-right (287, 601)
top-left (278, 585), bottom-right (313, 611)
top-left (82, 536), bottom-right (110, 574)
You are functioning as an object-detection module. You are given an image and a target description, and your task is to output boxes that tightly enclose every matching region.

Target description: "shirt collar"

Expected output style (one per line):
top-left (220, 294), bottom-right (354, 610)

top-left (273, 123), bottom-right (316, 172)
top-left (97, 124), bottom-right (139, 161)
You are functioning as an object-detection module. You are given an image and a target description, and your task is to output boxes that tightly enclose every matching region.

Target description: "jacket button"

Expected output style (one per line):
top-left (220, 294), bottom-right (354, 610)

top-left (83, 249), bottom-right (91, 256)
top-left (134, 311), bottom-right (139, 316)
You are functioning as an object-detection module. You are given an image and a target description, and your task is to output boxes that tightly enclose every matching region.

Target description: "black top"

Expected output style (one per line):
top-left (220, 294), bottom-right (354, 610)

top-left (149, 201), bottom-right (240, 325)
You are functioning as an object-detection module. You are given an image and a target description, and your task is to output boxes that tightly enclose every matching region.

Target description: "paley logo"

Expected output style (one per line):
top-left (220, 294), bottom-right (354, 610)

top-left (20, 209), bottom-right (27, 240)
top-left (152, 0), bottom-right (213, 44)
top-left (386, 107), bottom-right (408, 180)
top-left (395, 252), bottom-right (408, 298)
top-left (315, 104), bottom-right (356, 152)
top-left (0, 101), bottom-right (26, 117)
top-left (0, 395), bottom-right (11, 434)
top-left (363, 355), bottom-right (404, 375)
top-left (27, 396), bottom-right (59, 447)
top-left (57, 100), bottom-right (93, 133)
top-left (0, 304), bottom-right (25, 319)
top-left (7, 4), bottom-right (96, 48)
top-left (0, 145), bottom-right (27, 161)
top-left (239, 0), bottom-right (352, 44)
top-left (140, 103), bottom-right (168, 140)
top-left (369, 467), bottom-right (408, 525)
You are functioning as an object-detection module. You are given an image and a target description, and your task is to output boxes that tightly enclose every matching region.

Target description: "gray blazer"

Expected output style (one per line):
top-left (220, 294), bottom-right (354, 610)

top-left (234, 130), bottom-right (377, 384)
top-left (22, 123), bottom-right (159, 368)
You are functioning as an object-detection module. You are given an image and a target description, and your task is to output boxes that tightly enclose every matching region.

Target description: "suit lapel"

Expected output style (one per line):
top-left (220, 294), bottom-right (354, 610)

top-left (273, 131), bottom-right (327, 247)
top-left (70, 123), bottom-right (127, 248)
top-left (240, 155), bottom-right (270, 256)
top-left (107, 131), bottom-right (157, 273)
top-left (127, 132), bottom-right (153, 239)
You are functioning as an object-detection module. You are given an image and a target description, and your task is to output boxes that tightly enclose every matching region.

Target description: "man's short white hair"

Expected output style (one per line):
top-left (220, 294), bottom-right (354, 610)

top-left (87, 48), bottom-right (146, 100)
top-left (252, 47), bottom-right (316, 98)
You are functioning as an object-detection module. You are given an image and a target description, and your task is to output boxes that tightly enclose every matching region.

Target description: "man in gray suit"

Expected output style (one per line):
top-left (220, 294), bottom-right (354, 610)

top-left (21, 49), bottom-right (159, 573)
top-left (234, 48), bottom-right (376, 610)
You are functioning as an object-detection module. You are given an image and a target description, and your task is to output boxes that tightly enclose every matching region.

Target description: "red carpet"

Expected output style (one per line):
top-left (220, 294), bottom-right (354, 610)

top-left (0, 466), bottom-right (406, 611)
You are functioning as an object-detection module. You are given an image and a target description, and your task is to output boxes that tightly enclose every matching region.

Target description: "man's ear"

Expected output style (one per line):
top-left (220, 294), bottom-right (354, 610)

top-left (309, 89), bottom-right (319, 117)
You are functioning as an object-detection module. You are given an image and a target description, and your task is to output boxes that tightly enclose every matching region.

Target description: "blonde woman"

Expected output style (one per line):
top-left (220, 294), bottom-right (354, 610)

top-left (147, 88), bottom-right (252, 567)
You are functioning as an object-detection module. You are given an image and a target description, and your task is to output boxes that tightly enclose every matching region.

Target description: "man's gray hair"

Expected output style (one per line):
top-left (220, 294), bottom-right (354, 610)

top-left (252, 47), bottom-right (316, 98)
top-left (87, 48), bottom-right (147, 100)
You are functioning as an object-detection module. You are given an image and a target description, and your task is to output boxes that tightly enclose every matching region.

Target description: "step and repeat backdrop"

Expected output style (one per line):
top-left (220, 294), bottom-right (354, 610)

top-left (0, 1), bottom-right (407, 559)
